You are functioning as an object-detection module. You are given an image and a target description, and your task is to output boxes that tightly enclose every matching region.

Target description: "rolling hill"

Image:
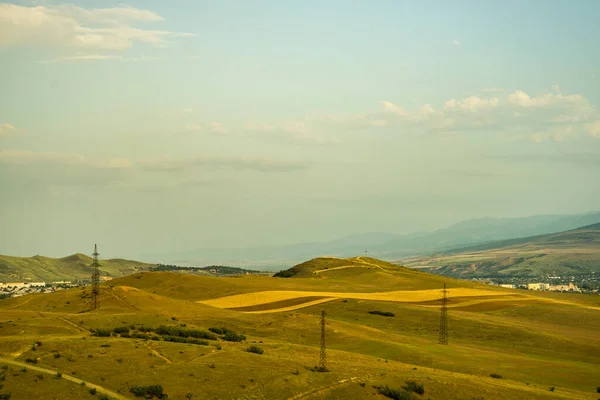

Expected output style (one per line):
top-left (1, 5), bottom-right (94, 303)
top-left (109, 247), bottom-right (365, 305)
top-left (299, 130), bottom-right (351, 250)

top-left (1, 256), bottom-right (599, 399)
top-left (0, 253), bottom-right (156, 282)
top-left (402, 223), bottom-right (600, 277)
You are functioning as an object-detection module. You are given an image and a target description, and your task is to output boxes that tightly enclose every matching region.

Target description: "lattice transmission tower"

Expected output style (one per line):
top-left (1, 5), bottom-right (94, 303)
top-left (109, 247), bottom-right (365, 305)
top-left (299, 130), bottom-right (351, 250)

top-left (90, 244), bottom-right (100, 310)
top-left (439, 283), bottom-right (448, 345)
top-left (319, 310), bottom-right (329, 371)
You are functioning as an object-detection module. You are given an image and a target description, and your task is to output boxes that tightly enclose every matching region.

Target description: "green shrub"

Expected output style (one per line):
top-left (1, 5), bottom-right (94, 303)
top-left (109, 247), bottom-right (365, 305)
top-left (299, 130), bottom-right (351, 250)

top-left (246, 345), bottom-right (264, 355)
top-left (0, 393), bottom-right (11, 400)
top-left (404, 381), bottom-right (424, 395)
top-left (92, 329), bottom-right (111, 337)
top-left (89, 388), bottom-right (97, 395)
top-left (209, 327), bottom-right (236, 336)
top-left (20, 367), bottom-right (26, 373)
top-left (55, 372), bottom-right (62, 379)
top-left (53, 352), bottom-right (61, 359)
top-left (98, 395), bottom-right (111, 400)
top-left (130, 384), bottom-right (166, 398)
top-left (376, 385), bottom-right (413, 400)
top-left (120, 333), bottom-right (131, 338)
top-left (549, 387), bottom-right (555, 392)
top-left (154, 325), bottom-right (217, 340)
top-left (223, 332), bottom-right (246, 342)
top-left (131, 333), bottom-right (150, 340)
top-left (100, 344), bottom-right (110, 348)
top-left (490, 373), bottom-right (502, 379)
top-left (25, 358), bottom-right (38, 364)
top-left (112, 326), bottom-right (130, 335)
top-left (368, 310), bottom-right (395, 317)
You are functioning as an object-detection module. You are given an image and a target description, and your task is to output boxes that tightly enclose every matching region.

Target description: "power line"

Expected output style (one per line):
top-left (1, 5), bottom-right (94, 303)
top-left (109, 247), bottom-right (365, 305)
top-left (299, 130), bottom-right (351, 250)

top-left (319, 310), bottom-right (328, 372)
top-left (91, 244), bottom-right (100, 310)
top-left (439, 283), bottom-right (448, 345)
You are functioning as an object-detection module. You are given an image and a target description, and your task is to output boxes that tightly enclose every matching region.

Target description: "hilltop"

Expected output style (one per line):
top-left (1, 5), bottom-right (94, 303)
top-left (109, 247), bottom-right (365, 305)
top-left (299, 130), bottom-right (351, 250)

top-left (402, 222), bottom-right (600, 277)
top-left (0, 253), bottom-right (155, 282)
top-left (1, 256), bottom-right (600, 399)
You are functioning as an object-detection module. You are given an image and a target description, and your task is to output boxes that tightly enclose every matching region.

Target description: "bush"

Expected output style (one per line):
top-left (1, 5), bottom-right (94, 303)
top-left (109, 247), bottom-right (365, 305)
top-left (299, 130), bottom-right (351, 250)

top-left (20, 367), bottom-right (26, 373)
top-left (131, 333), bottom-right (150, 340)
top-left (376, 385), bottom-right (413, 400)
top-left (25, 358), bottom-right (38, 364)
top-left (0, 393), bottom-right (11, 400)
top-left (368, 310), bottom-right (395, 317)
top-left (113, 326), bottom-right (130, 335)
top-left (92, 329), bottom-right (112, 337)
top-left (53, 352), bottom-right (61, 359)
top-left (404, 381), bottom-right (424, 395)
top-left (490, 373), bottom-right (502, 379)
top-left (597, 386), bottom-right (600, 394)
top-left (120, 333), bottom-right (131, 338)
top-left (100, 344), bottom-right (110, 348)
top-left (55, 372), bottom-right (62, 379)
top-left (89, 388), bottom-right (97, 395)
top-left (98, 395), bottom-right (111, 400)
top-left (130, 384), bottom-right (166, 399)
top-left (549, 387), bottom-right (555, 392)
top-left (223, 332), bottom-right (246, 342)
top-left (209, 327), bottom-right (236, 336)
top-left (247, 346), bottom-right (264, 355)
top-left (154, 325), bottom-right (217, 340)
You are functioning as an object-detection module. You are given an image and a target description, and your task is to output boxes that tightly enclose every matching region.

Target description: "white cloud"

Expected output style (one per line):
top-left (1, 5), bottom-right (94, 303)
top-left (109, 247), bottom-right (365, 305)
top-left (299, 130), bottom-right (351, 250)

top-left (185, 123), bottom-right (202, 132)
top-left (0, 3), bottom-right (195, 51)
top-left (188, 55), bottom-right (201, 60)
top-left (210, 122), bottom-right (228, 133)
top-left (0, 123), bottom-right (17, 136)
top-left (452, 39), bottom-right (460, 45)
top-left (38, 54), bottom-right (122, 63)
top-left (139, 155), bottom-right (306, 172)
top-left (0, 150), bottom-right (132, 169)
top-left (586, 121), bottom-right (600, 137)
top-left (444, 96), bottom-right (499, 112)
top-left (507, 89), bottom-right (586, 108)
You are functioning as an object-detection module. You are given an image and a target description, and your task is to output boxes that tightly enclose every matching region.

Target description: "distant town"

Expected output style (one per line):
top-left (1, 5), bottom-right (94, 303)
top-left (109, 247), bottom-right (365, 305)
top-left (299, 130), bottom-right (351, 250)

top-left (471, 272), bottom-right (600, 294)
top-left (0, 277), bottom-right (112, 299)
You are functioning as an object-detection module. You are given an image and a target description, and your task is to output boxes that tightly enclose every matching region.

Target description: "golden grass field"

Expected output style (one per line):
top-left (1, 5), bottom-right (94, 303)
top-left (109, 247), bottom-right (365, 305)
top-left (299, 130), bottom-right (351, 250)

top-left (1, 257), bottom-right (599, 400)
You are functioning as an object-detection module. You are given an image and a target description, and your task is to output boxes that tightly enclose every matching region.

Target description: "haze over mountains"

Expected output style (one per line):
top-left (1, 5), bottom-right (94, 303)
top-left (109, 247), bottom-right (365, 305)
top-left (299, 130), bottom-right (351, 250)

top-left (145, 211), bottom-right (600, 269)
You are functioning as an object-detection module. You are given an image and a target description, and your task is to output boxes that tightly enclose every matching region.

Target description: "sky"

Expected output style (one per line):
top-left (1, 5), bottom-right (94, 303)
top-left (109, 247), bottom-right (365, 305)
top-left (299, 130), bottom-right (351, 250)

top-left (1, 0), bottom-right (599, 259)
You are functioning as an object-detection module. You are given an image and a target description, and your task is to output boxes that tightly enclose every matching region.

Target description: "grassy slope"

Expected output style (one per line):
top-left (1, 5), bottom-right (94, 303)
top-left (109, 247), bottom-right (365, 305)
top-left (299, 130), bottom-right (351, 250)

top-left (402, 223), bottom-right (600, 276)
top-left (0, 257), bottom-right (599, 399)
top-left (0, 253), bottom-right (156, 282)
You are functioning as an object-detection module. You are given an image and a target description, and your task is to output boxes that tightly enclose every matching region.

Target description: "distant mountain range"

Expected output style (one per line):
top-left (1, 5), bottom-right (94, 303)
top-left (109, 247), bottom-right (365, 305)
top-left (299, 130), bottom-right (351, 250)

top-left (403, 222), bottom-right (600, 277)
top-left (144, 211), bottom-right (600, 269)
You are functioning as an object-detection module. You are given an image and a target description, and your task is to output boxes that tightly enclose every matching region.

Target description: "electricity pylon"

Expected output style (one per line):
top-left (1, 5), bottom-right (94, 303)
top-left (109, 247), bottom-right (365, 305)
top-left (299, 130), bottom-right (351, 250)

top-left (439, 283), bottom-right (448, 345)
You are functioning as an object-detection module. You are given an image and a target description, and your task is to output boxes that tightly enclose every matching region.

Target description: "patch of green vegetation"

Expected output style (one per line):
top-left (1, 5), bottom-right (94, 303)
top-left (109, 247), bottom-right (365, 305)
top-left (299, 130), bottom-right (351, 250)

top-left (246, 346), bottom-right (264, 355)
top-left (368, 310), bottom-right (395, 317)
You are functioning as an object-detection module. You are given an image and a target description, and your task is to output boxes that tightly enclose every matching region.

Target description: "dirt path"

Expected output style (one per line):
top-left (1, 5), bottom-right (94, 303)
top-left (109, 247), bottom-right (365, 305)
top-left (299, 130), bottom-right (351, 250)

top-left (0, 357), bottom-right (131, 400)
top-left (56, 316), bottom-right (90, 333)
top-left (144, 342), bottom-right (172, 364)
top-left (287, 375), bottom-right (368, 399)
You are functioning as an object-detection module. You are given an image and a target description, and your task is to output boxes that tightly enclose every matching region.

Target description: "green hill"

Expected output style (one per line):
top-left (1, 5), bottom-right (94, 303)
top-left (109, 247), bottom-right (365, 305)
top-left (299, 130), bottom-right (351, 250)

top-left (1, 257), bottom-right (599, 399)
top-left (402, 223), bottom-right (600, 277)
top-left (0, 253), bottom-right (155, 282)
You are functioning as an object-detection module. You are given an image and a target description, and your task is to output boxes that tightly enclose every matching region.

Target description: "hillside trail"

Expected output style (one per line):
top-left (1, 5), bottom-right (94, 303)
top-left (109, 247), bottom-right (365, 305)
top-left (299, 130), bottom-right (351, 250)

top-left (287, 374), bottom-right (373, 399)
top-left (144, 341), bottom-right (172, 364)
top-left (0, 357), bottom-right (130, 400)
top-left (312, 257), bottom-right (388, 276)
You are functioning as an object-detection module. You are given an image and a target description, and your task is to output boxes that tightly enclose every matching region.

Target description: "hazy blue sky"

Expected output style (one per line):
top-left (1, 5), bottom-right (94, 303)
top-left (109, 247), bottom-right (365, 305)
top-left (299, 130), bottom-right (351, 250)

top-left (1, 0), bottom-right (599, 258)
